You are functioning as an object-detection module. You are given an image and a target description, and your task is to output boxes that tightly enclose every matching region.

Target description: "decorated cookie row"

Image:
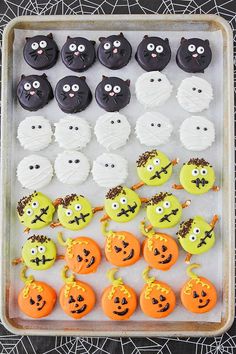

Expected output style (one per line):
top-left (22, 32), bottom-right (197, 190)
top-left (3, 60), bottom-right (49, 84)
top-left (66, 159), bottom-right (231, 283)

top-left (23, 33), bottom-right (212, 74)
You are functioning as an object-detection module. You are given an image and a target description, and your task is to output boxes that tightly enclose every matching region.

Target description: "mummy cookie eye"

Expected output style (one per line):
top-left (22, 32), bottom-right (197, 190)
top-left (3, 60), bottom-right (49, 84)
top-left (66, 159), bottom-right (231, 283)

top-left (104, 84), bottom-right (112, 92)
top-left (147, 165), bottom-right (154, 171)
top-left (38, 245), bottom-right (46, 253)
top-left (31, 201), bottom-right (39, 208)
top-left (163, 201), bottom-right (170, 208)
top-left (192, 169), bottom-right (199, 176)
top-left (31, 42), bottom-right (39, 50)
top-left (66, 209), bottom-right (73, 216)
top-left (120, 197), bottom-right (127, 204)
top-left (112, 202), bottom-right (119, 210)
top-left (156, 206), bottom-right (163, 214)
top-left (78, 44), bottom-right (85, 52)
top-left (72, 84), bottom-right (79, 92)
top-left (197, 46), bottom-right (204, 54)
top-left (40, 40), bottom-right (47, 48)
top-left (69, 43), bottom-right (77, 51)
top-left (200, 168), bottom-right (208, 175)
top-left (30, 248), bottom-right (37, 255)
top-left (153, 158), bottom-right (160, 165)
top-left (63, 84), bottom-right (70, 92)
top-left (74, 203), bottom-right (82, 211)
top-left (24, 83), bottom-right (31, 90)
top-left (26, 208), bottom-right (33, 216)
top-left (32, 81), bottom-right (40, 89)
top-left (156, 45), bottom-right (163, 53)
top-left (113, 86), bottom-right (121, 93)
top-left (193, 227), bottom-right (200, 234)
top-left (113, 40), bottom-right (121, 48)
top-left (147, 43), bottom-right (155, 51)
top-left (188, 44), bottom-right (196, 52)
top-left (189, 234), bottom-right (197, 242)
top-left (104, 42), bottom-right (111, 50)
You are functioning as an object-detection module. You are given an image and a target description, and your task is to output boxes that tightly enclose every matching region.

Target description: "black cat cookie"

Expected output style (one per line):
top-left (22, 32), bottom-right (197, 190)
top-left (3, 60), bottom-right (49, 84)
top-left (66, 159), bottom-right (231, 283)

top-left (23, 33), bottom-right (59, 70)
top-left (97, 33), bottom-right (132, 70)
top-left (176, 38), bottom-right (212, 73)
top-left (55, 75), bottom-right (92, 113)
top-left (17, 74), bottom-right (53, 111)
top-left (135, 36), bottom-right (171, 71)
top-left (95, 76), bottom-right (131, 112)
top-left (61, 36), bottom-right (96, 72)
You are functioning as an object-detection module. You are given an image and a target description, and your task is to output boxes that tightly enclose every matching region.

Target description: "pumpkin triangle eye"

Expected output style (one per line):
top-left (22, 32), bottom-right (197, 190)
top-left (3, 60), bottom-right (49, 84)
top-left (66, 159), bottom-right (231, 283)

top-left (160, 295), bottom-right (166, 301)
top-left (114, 297), bottom-right (120, 303)
top-left (154, 248), bottom-right (160, 256)
top-left (193, 291), bottom-right (199, 298)
top-left (122, 297), bottom-right (128, 305)
top-left (37, 295), bottom-right (42, 301)
top-left (122, 241), bottom-right (129, 248)
top-left (30, 298), bottom-right (35, 305)
top-left (162, 245), bottom-right (167, 252)
top-left (152, 297), bottom-right (158, 304)
top-left (77, 255), bottom-right (83, 262)
top-left (83, 249), bottom-right (90, 256)
top-left (114, 246), bottom-right (122, 253)
top-left (78, 295), bottom-right (84, 302)
top-left (68, 295), bottom-right (75, 303)
top-left (201, 290), bottom-right (207, 297)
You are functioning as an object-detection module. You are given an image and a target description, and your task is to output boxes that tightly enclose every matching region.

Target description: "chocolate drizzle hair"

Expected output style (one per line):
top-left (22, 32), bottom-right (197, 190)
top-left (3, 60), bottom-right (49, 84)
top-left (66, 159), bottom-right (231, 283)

top-left (147, 192), bottom-right (171, 206)
top-left (28, 235), bottom-right (50, 243)
top-left (177, 219), bottom-right (193, 238)
top-left (62, 194), bottom-right (81, 207)
top-left (17, 192), bottom-right (37, 216)
top-left (136, 150), bottom-right (158, 167)
top-left (187, 158), bottom-right (210, 167)
top-left (106, 186), bottom-right (125, 200)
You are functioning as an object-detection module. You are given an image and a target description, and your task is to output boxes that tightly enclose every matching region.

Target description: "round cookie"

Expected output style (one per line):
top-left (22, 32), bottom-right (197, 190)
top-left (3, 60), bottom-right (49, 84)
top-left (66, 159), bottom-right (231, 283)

top-left (17, 74), bottom-right (53, 112)
top-left (176, 37), bottom-right (212, 73)
top-left (58, 234), bottom-right (101, 275)
top-left (135, 112), bottom-right (173, 146)
top-left (17, 155), bottom-right (53, 190)
top-left (17, 192), bottom-right (55, 230)
top-left (179, 116), bottom-right (215, 151)
top-left (59, 266), bottom-right (96, 319)
top-left (18, 267), bottom-right (56, 318)
top-left (140, 267), bottom-right (176, 318)
top-left (54, 150), bottom-right (90, 185)
top-left (61, 36), bottom-right (96, 72)
top-left (55, 76), bottom-right (92, 113)
top-left (135, 36), bottom-right (171, 71)
top-left (177, 76), bottom-right (213, 113)
top-left (146, 192), bottom-right (183, 229)
top-left (94, 112), bottom-right (131, 150)
top-left (23, 33), bottom-right (58, 70)
top-left (92, 153), bottom-right (128, 188)
top-left (135, 71), bottom-right (172, 108)
top-left (97, 33), bottom-right (132, 70)
top-left (17, 116), bottom-right (52, 151)
top-left (95, 76), bottom-right (131, 112)
top-left (101, 268), bottom-right (137, 320)
top-left (21, 235), bottom-right (57, 270)
top-left (54, 115), bottom-right (91, 150)
top-left (181, 264), bottom-right (217, 313)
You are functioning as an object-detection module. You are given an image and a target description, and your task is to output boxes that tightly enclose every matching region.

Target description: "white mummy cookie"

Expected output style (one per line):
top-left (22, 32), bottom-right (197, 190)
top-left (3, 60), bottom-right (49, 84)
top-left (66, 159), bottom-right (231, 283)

top-left (179, 116), bottom-right (215, 151)
top-left (17, 116), bottom-right (52, 151)
top-left (92, 153), bottom-right (128, 188)
top-left (54, 115), bottom-right (91, 150)
top-left (135, 112), bottom-right (173, 146)
top-left (94, 112), bottom-right (131, 151)
top-left (176, 76), bottom-right (213, 112)
top-left (54, 150), bottom-right (90, 185)
top-left (17, 155), bottom-right (53, 189)
top-left (135, 71), bottom-right (173, 107)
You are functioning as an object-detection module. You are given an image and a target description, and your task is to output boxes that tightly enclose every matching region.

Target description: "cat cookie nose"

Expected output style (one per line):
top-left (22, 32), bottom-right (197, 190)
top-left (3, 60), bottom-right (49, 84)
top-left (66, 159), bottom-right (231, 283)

top-left (151, 53), bottom-right (157, 58)
top-left (30, 91), bottom-right (35, 95)
top-left (74, 51), bottom-right (79, 56)
top-left (192, 53), bottom-right (198, 58)
top-left (69, 93), bottom-right (75, 97)
top-left (109, 92), bottom-right (115, 96)
top-left (37, 49), bottom-right (43, 55)
top-left (113, 48), bottom-right (118, 54)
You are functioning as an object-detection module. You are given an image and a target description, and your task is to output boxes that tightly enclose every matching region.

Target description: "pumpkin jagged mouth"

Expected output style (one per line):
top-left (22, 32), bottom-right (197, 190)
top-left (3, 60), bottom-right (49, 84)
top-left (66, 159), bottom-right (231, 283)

top-left (68, 212), bottom-right (90, 225)
top-left (191, 177), bottom-right (209, 189)
top-left (117, 202), bottom-right (138, 218)
top-left (158, 254), bottom-right (172, 264)
top-left (198, 299), bottom-right (210, 309)
top-left (123, 249), bottom-right (134, 261)
top-left (149, 162), bottom-right (172, 180)
top-left (31, 255), bottom-right (54, 266)
top-left (157, 303), bottom-right (170, 312)
top-left (37, 301), bottom-right (46, 311)
top-left (159, 209), bottom-right (179, 223)
top-left (31, 206), bottom-right (49, 224)
top-left (113, 308), bottom-right (129, 316)
top-left (71, 304), bottom-right (87, 314)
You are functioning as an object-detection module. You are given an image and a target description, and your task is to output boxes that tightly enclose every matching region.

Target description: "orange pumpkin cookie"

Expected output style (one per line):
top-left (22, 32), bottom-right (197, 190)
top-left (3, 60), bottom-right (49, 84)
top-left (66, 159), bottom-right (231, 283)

top-left (140, 221), bottom-right (178, 271)
top-left (102, 221), bottom-right (140, 267)
top-left (181, 263), bottom-right (217, 314)
top-left (101, 268), bottom-right (137, 320)
top-left (59, 266), bottom-right (96, 319)
top-left (18, 266), bottom-right (56, 318)
top-left (140, 267), bottom-right (176, 318)
top-left (58, 232), bottom-right (101, 274)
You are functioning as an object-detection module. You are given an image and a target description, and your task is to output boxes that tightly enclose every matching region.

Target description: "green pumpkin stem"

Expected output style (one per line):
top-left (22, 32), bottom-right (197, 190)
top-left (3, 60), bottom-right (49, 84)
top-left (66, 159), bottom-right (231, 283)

top-left (142, 266), bottom-right (155, 284)
top-left (187, 263), bottom-right (200, 279)
top-left (139, 220), bottom-right (155, 238)
top-left (101, 220), bottom-right (112, 238)
top-left (107, 268), bottom-right (123, 287)
top-left (61, 265), bottom-right (75, 284)
top-left (20, 266), bottom-right (34, 284)
top-left (57, 232), bottom-right (68, 247)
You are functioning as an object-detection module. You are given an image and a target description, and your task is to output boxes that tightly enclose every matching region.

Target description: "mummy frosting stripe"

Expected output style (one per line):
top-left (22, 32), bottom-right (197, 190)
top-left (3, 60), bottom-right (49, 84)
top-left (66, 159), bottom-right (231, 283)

top-left (135, 71), bottom-right (172, 108)
top-left (180, 116), bottom-right (215, 151)
top-left (94, 112), bottom-right (131, 151)
top-left (17, 155), bottom-right (53, 189)
top-left (92, 153), bottom-right (128, 188)
top-left (54, 115), bottom-right (91, 150)
top-left (17, 116), bottom-right (52, 152)
top-left (135, 112), bottom-right (173, 146)
top-left (176, 76), bottom-right (213, 113)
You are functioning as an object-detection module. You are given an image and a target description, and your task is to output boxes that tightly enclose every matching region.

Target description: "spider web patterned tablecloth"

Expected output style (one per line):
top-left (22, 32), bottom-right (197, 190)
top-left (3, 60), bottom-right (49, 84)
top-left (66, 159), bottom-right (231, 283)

top-left (0, 0), bottom-right (235, 353)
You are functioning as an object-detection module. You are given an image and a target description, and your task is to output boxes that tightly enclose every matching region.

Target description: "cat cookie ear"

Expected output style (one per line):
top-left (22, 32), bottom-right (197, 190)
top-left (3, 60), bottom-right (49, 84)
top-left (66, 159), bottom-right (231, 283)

top-left (102, 75), bottom-right (108, 80)
top-left (165, 38), bottom-right (169, 43)
top-left (205, 39), bottom-right (210, 45)
top-left (80, 76), bottom-right (86, 81)
top-left (119, 32), bottom-right (124, 37)
top-left (25, 37), bottom-right (31, 41)
top-left (47, 33), bottom-right (53, 39)
top-left (181, 37), bottom-right (187, 44)
top-left (41, 73), bottom-right (47, 79)
top-left (90, 40), bottom-right (96, 46)
top-left (125, 79), bottom-right (130, 87)
top-left (67, 36), bottom-right (71, 40)
top-left (99, 37), bottom-right (106, 42)
top-left (21, 74), bottom-right (26, 79)
top-left (144, 35), bottom-right (149, 39)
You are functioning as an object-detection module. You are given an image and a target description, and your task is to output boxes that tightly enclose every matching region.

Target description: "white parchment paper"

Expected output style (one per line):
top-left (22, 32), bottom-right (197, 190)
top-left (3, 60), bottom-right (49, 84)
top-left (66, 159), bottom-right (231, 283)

top-left (9, 28), bottom-right (223, 323)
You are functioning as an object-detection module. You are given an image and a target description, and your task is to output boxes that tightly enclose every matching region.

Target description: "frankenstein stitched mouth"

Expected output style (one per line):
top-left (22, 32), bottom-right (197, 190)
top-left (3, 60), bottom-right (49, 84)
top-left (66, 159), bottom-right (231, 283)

top-left (31, 206), bottom-right (49, 224)
top-left (149, 162), bottom-right (172, 180)
top-left (117, 202), bottom-right (138, 218)
top-left (86, 256), bottom-right (95, 268)
top-left (158, 254), bottom-right (172, 264)
top-left (71, 304), bottom-right (87, 314)
top-left (191, 177), bottom-right (209, 189)
top-left (31, 255), bottom-right (54, 266)
top-left (122, 249), bottom-right (134, 261)
top-left (159, 209), bottom-right (179, 223)
top-left (197, 228), bottom-right (213, 248)
top-left (157, 303), bottom-right (170, 312)
top-left (37, 301), bottom-right (46, 311)
top-left (198, 299), bottom-right (210, 309)
top-left (68, 212), bottom-right (90, 225)
top-left (113, 308), bottom-right (129, 316)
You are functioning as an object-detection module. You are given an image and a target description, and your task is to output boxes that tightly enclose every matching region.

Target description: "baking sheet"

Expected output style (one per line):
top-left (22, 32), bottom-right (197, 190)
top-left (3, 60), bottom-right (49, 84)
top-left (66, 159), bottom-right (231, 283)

top-left (9, 28), bottom-right (223, 323)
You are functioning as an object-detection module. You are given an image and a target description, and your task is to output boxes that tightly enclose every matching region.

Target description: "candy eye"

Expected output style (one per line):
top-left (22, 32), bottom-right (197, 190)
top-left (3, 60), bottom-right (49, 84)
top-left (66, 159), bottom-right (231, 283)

top-left (78, 44), bottom-right (85, 52)
top-left (120, 197), bottom-right (127, 205)
top-left (113, 86), bottom-right (121, 93)
top-left (112, 202), bottom-right (119, 210)
top-left (65, 209), bottom-right (73, 216)
top-left (153, 158), bottom-right (160, 166)
top-left (104, 84), bottom-right (112, 92)
top-left (39, 40), bottom-right (47, 48)
top-left (147, 165), bottom-right (154, 171)
top-left (104, 42), bottom-right (111, 50)
top-left (63, 84), bottom-right (70, 92)
top-left (69, 43), bottom-right (77, 51)
top-left (38, 245), bottom-right (46, 253)
top-left (192, 169), bottom-right (199, 176)
top-left (147, 43), bottom-right (155, 51)
top-left (31, 201), bottom-right (39, 209)
top-left (113, 40), bottom-right (121, 48)
top-left (74, 203), bottom-right (82, 211)
top-left (163, 201), bottom-right (170, 208)
top-left (24, 83), bottom-right (31, 90)
top-left (188, 44), bottom-right (196, 52)
top-left (156, 45), bottom-right (163, 53)
top-left (31, 42), bottom-right (39, 50)
top-left (26, 208), bottom-right (33, 216)
top-left (30, 248), bottom-right (37, 255)
top-left (72, 84), bottom-right (79, 92)
top-left (193, 227), bottom-right (200, 234)
top-left (197, 46), bottom-right (204, 54)
top-left (156, 206), bottom-right (163, 214)
top-left (201, 168), bottom-right (208, 176)
top-left (189, 234), bottom-right (197, 242)
top-left (32, 81), bottom-right (40, 89)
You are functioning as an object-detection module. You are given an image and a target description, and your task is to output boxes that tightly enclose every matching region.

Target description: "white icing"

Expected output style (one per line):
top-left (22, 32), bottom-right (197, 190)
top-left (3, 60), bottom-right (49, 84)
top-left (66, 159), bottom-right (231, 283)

top-left (179, 116), bottom-right (215, 151)
top-left (94, 112), bottom-right (131, 151)
top-left (17, 154), bottom-right (53, 189)
top-left (92, 153), bottom-right (128, 188)
top-left (135, 112), bottom-right (173, 146)
top-left (135, 71), bottom-right (172, 107)
top-left (54, 115), bottom-right (91, 150)
top-left (54, 150), bottom-right (90, 185)
top-left (17, 116), bottom-right (52, 151)
top-left (176, 76), bottom-right (213, 113)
